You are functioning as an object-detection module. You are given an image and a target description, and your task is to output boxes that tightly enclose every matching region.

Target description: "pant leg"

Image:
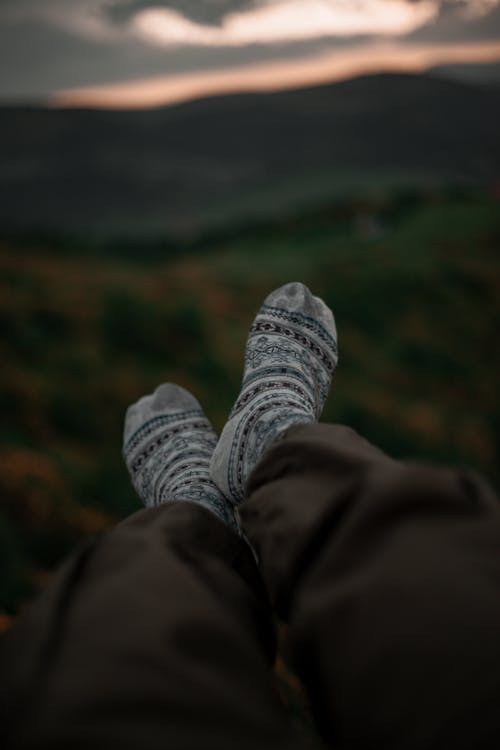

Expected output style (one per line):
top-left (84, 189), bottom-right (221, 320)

top-left (240, 423), bottom-right (500, 750)
top-left (0, 502), bottom-right (308, 750)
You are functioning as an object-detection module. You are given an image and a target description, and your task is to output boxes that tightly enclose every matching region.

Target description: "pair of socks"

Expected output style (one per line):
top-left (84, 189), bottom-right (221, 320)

top-left (123, 282), bottom-right (338, 533)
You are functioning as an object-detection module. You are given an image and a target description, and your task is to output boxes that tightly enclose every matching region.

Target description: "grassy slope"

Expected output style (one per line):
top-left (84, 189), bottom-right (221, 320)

top-left (0, 188), bottom-right (499, 618)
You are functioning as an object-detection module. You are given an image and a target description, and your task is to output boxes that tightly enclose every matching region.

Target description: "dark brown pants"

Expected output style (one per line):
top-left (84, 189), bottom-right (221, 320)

top-left (2, 424), bottom-right (500, 749)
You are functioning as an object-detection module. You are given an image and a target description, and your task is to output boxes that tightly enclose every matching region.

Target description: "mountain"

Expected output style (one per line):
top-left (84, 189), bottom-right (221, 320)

top-left (0, 72), bottom-right (499, 239)
top-left (427, 61), bottom-right (500, 88)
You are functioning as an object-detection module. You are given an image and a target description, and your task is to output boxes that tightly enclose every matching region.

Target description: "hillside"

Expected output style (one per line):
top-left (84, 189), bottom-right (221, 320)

top-left (427, 61), bottom-right (500, 87)
top-left (0, 73), bottom-right (499, 238)
top-left (1, 187), bottom-right (499, 618)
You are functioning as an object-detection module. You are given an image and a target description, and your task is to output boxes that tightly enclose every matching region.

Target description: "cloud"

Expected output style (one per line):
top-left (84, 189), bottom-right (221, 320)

top-left (0, 19), bottom-right (135, 97)
top-left (102, 0), bottom-right (500, 31)
top-left (405, 0), bottom-right (500, 41)
top-left (101, 1), bottom-right (500, 49)
top-left (129, 1), bottom-right (439, 47)
top-left (0, 12), bottom-right (365, 99)
top-left (0, 0), bottom-right (498, 101)
top-left (104, 0), bottom-right (260, 26)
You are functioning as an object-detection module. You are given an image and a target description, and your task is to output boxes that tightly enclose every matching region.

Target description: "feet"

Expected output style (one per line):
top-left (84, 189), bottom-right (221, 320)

top-left (210, 282), bottom-right (338, 504)
top-left (122, 283), bottom-right (337, 518)
top-left (123, 383), bottom-right (238, 531)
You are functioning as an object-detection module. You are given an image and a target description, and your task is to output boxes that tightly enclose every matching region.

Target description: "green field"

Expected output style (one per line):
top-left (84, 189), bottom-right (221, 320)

top-left (1, 186), bottom-right (499, 622)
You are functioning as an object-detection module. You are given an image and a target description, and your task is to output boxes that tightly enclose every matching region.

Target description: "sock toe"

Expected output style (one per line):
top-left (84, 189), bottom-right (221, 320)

top-left (150, 383), bottom-right (201, 412)
top-left (124, 384), bottom-right (202, 445)
top-left (263, 281), bottom-right (310, 312)
top-left (264, 281), bottom-right (337, 340)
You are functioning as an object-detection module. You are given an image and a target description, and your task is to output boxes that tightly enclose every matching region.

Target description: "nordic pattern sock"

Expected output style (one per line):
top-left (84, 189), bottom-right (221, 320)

top-left (123, 383), bottom-right (239, 532)
top-left (210, 282), bottom-right (338, 505)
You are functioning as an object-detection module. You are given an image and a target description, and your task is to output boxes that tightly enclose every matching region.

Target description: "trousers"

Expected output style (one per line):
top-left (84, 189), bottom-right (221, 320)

top-left (1, 424), bottom-right (500, 749)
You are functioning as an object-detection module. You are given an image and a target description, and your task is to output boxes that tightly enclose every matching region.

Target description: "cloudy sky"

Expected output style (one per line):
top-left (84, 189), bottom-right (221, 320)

top-left (0, 0), bottom-right (499, 107)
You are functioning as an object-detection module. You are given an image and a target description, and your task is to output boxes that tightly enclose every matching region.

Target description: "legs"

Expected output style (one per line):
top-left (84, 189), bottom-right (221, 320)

top-left (1, 378), bottom-right (308, 750)
top-left (0, 503), bottom-right (307, 750)
top-left (240, 423), bottom-right (500, 749)
top-left (207, 281), bottom-right (500, 748)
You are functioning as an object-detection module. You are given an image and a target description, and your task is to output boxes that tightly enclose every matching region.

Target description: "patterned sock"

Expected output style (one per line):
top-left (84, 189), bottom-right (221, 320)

top-left (210, 282), bottom-right (338, 504)
top-left (123, 383), bottom-right (239, 532)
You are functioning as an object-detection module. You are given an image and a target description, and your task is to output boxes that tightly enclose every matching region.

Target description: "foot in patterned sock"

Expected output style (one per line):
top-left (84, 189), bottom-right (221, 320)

top-left (123, 383), bottom-right (239, 532)
top-left (210, 282), bottom-right (338, 505)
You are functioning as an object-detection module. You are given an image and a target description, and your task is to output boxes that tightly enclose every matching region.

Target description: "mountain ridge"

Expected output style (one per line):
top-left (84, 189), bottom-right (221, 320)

top-left (0, 72), bottom-right (499, 239)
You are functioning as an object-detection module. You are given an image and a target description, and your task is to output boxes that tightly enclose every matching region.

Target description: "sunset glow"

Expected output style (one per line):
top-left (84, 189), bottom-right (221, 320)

top-left (50, 40), bottom-right (500, 109)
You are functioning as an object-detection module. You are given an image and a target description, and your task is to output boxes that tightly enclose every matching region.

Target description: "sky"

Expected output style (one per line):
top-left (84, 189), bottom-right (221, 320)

top-left (0, 0), bottom-right (499, 107)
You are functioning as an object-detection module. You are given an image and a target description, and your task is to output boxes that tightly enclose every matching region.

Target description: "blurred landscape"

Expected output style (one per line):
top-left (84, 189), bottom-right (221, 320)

top-left (1, 71), bottom-right (500, 240)
top-left (1, 70), bottom-right (499, 633)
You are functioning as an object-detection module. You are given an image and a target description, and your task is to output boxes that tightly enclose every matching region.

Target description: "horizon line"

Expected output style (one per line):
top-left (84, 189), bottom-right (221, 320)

top-left (44, 40), bottom-right (500, 111)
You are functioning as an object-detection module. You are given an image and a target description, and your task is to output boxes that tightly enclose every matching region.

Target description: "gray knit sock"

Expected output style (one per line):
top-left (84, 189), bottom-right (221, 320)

top-left (123, 383), bottom-right (239, 532)
top-left (210, 282), bottom-right (338, 505)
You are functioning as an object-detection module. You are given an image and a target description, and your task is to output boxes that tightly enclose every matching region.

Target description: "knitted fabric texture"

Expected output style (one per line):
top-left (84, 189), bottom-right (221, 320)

top-left (210, 282), bottom-right (338, 505)
top-left (123, 384), bottom-right (238, 531)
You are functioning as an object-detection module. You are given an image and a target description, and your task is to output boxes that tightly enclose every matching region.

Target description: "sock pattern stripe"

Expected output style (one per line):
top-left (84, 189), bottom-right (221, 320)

top-left (151, 458), bottom-right (211, 493)
top-left (127, 420), bottom-right (215, 475)
top-left (161, 462), bottom-right (214, 493)
top-left (152, 450), bottom-right (214, 498)
top-left (168, 474), bottom-right (215, 497)
top-left (123, 408), bottom-right (205, 454)
top-left (153, 447), bottom-right (215, 475)
top-left (137, 454), bottom-right (211, 502)
top-left (228, 394), bottom-right (314, 501)
top-left (248, 320), bottom-right (336, 373)
top-left (242, 364), bottom-right (315, 390)
top-left (229, 377), bottom-right (315, 418)
top-left (260, 304), bottom-right (338, 352)
top-left (244, 325), bottom-right (332, 413)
